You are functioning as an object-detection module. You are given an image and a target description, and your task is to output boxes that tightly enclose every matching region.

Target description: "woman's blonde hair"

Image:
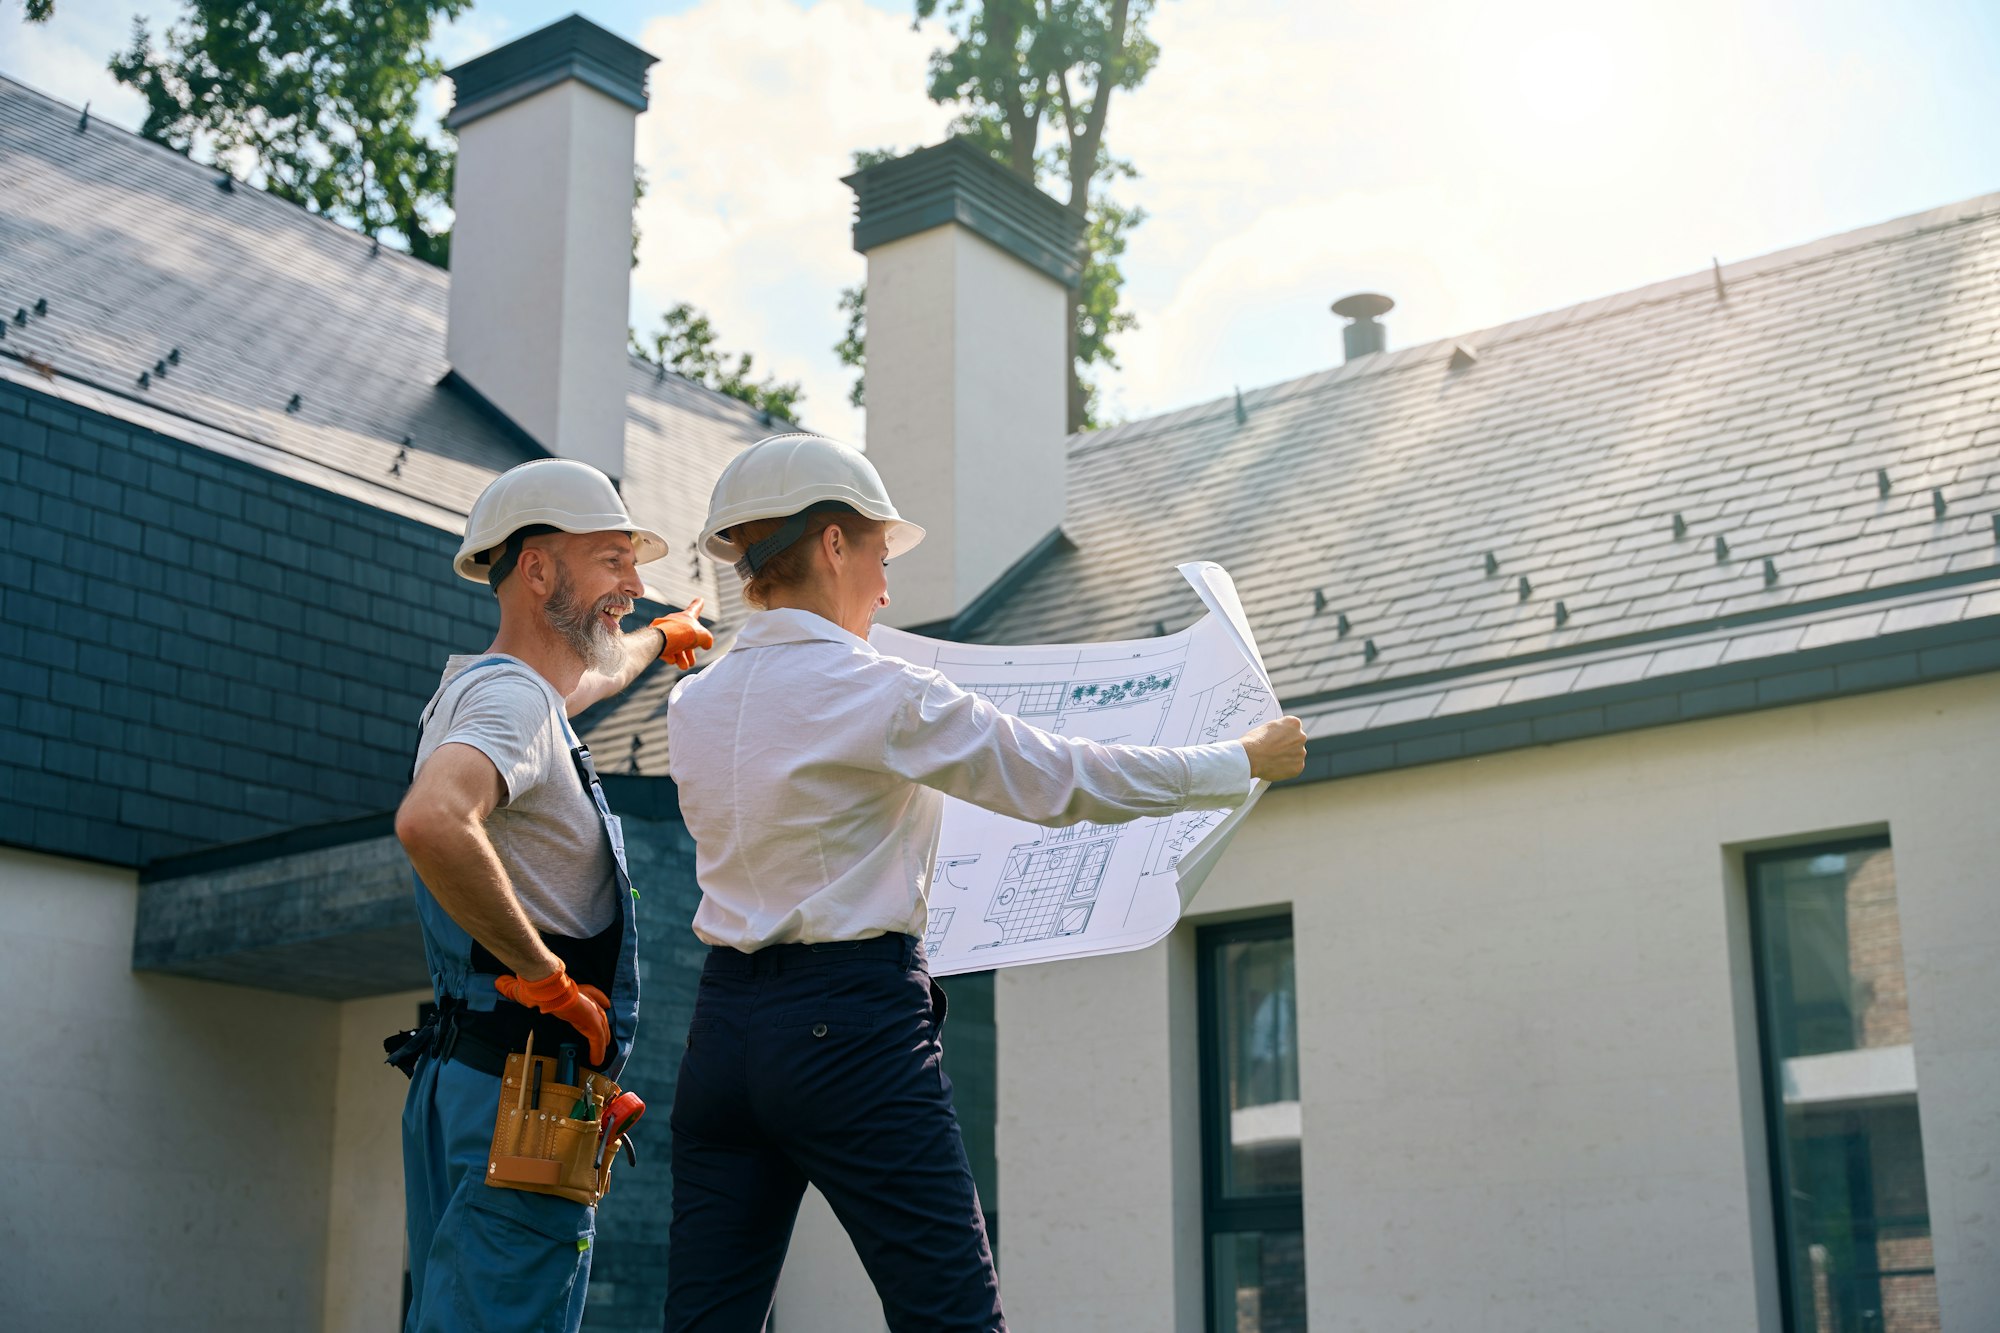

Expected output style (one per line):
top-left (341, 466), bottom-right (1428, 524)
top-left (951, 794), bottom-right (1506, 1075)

top-left (726, 506), bottom-right (886, 610)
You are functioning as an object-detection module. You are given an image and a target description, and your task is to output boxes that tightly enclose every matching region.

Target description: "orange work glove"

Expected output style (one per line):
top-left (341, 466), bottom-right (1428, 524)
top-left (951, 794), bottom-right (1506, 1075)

top-left (493, 961), bottom-right (612, 1067)
top-left (652, 597), bottom-right (713, 670)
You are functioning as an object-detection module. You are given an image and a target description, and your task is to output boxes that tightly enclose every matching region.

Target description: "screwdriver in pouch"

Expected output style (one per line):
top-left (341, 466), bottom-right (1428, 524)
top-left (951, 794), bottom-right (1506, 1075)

top-left (556, 1043), bottom-right (596, 1119)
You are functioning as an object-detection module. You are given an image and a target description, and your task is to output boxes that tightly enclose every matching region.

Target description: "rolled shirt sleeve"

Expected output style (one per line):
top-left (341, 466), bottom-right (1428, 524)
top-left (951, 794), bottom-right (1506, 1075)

top-left (880, 667), bottom-right (1253, 826)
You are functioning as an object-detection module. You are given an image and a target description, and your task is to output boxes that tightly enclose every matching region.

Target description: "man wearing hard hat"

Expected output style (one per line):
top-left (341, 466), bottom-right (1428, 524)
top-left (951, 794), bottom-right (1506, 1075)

top-left (391, 458), bottom-right (712, 1333)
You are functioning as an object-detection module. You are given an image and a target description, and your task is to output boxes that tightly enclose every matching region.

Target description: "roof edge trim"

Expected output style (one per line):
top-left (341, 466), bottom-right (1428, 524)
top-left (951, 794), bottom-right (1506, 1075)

top-left (1288, 613), bottom-right (2000, 786)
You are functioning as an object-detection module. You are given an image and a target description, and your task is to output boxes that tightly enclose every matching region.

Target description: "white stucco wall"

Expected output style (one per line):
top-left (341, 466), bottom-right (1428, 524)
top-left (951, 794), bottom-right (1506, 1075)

top-left (447, 78), bottom-right (637, 480)
top-left (987, 674), bottom-right (2000, 1332)
top-left (771, 1186), bottom-right (885, 1332)
top-left (323, 988), bottom-right (428, 1333)
top-left (0, 847), bottom-right (341, 1330)
top-left (864, 223), bottom-right (1072, 629)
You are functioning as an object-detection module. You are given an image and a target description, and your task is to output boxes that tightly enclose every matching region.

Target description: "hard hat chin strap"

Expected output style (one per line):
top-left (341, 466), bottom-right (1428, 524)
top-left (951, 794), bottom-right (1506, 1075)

top-left (737, 502), bottom-right (855, 578)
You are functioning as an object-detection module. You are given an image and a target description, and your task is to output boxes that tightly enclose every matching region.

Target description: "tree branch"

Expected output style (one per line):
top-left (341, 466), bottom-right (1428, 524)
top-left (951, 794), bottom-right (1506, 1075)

top-left (989, 3), bottom-right (1039, 179)
top-left (1066, 0), bottom-right (1130, 215)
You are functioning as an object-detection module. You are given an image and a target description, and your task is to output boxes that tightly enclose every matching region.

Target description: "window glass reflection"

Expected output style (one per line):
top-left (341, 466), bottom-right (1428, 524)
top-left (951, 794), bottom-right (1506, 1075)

top-left (1219, 937), bottom-right (1300, 1197)
top-left (1753, 843), bottom-right (1938, 1333)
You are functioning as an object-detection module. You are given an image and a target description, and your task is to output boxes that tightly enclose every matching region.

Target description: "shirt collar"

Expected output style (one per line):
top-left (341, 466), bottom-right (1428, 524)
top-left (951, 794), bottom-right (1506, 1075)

top-left (732, 607), bottom-right (878, 655)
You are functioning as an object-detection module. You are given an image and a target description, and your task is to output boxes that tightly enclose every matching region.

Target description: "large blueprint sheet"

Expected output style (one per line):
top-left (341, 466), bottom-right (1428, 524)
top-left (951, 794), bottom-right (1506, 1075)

top-left (870, 563), bottom-right (1277, 976)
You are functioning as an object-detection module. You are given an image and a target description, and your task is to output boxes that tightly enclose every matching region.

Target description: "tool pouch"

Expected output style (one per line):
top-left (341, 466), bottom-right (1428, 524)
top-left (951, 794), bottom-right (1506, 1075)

top-left (487, 1048), bottom-right (626, 1206)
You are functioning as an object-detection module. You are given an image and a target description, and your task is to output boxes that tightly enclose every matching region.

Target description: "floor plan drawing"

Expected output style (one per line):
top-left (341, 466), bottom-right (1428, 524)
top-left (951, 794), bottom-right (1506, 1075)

top-left (873, 563), bottom-right (1279, 976)
top-left (923, 907), bottom-right (954, 957)
top-left (977, 825), bottom-right (1118, 948)
top-left (1146, 805), bottom-right (1232, 876)
top-left (1198, 672), bottom-right (1268, 744)
top-left (951, 653), bottom-right (1187, 749)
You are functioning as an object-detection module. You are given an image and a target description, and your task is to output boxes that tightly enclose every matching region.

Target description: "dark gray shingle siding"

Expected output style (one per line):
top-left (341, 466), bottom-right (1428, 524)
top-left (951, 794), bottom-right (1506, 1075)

top-left (3, 74), bottom-right (774, 622)
top-left (1, 379), bottom-right (494, 865)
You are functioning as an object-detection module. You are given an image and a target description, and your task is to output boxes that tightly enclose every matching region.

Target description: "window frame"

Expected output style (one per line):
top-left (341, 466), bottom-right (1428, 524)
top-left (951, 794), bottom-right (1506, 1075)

top-left (1744, 832), bottom-right (1934, 1333)
top-left (1197, 913), bottom-right (1305, 1331)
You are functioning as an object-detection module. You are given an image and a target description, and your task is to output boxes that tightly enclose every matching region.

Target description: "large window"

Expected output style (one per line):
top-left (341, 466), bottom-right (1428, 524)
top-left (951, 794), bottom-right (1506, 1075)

top-left (1748, 839), bottom-right (1938, 1333)
top-left (1199, 917), bottom-right (1307, 1332)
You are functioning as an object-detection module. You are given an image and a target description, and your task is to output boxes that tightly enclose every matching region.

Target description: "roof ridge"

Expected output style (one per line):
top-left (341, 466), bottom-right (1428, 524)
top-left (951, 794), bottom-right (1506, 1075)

top-left (1465, 189), bottom-right (2000, 355)
top-left (624, 347), bottom-right (809, 434)
top-left (1073, 186), bottom-right (2000, 455)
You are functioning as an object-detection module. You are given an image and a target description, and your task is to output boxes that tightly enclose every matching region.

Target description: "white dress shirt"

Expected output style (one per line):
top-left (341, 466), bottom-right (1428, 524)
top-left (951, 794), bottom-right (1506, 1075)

top-left (665, 608), bottom-right (1254, 951)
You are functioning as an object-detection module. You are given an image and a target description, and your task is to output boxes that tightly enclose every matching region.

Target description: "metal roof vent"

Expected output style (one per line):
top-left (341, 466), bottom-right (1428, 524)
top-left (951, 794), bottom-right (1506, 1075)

top-left (1332, 292), bottom-right (1394, 361)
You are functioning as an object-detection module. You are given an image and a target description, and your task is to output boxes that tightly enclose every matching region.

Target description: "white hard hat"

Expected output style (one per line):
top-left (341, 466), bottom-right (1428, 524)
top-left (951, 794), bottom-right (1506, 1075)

top-left (698, 432), bottom-right (925, 570)
top-left (454, 458), bottom-right (668, 583)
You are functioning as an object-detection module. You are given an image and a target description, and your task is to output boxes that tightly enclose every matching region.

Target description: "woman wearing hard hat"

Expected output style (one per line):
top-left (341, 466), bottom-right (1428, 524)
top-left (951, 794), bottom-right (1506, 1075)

top-left (662, 433), bottom-right (1307, 1331)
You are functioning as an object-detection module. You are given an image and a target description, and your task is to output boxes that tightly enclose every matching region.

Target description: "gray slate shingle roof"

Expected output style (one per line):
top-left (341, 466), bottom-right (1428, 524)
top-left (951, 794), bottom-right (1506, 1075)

top-left (593, 195), bottom-right (2000, 773)
top-left (7, 72), bottom-right (1995, 788)
top-left (967, 194), bottom-right (2000, 713)
top-left (0, 75), bottom-right (766, 624)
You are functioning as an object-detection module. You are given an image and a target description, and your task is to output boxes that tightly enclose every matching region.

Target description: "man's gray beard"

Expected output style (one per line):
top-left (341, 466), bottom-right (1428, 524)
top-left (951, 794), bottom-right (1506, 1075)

top-left (544, 559), bottom-right (624, 674)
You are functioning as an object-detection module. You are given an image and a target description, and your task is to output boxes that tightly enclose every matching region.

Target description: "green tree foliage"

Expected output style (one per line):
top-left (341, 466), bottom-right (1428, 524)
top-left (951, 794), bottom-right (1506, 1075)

top-left (633, 304), bottom-right (804, 424)
top-left (23, 0), bottom-right (55, 22)
top-left (833, 283), bottom-right (868, 409)
top-left (838, 1), bottom-right (1157, 429)
top-left (109, 0), bottom-right (466, 265)
top-left (833, 147), bottom-right (900, 410)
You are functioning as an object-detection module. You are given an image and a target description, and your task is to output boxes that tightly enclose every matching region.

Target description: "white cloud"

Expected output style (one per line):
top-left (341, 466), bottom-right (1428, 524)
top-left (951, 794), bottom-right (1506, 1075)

top-left (1100, 0), bottom-right (1996, 422)
top-left (12, 0), bottom-right (1989, 439)
top-left (630, 0), bottom-right (954, 440)
top-left (3, 1), bottom-right (159, 131)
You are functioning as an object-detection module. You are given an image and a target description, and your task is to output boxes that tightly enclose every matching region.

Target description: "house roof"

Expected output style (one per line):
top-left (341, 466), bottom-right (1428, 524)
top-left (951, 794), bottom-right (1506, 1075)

top-left (7, 71), bottom-right (1996, 805)
top-left (586, 192), bottom-right (2000, 774)
top-left (0, 75), bottom-right (767, 624)
top-left (960, 192), bottom-right (2000, 731)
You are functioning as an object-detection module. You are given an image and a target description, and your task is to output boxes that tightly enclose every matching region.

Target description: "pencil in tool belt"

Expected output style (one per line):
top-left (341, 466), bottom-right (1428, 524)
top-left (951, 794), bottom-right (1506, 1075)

top-left (513, 1031), bottom-right (536, 1154)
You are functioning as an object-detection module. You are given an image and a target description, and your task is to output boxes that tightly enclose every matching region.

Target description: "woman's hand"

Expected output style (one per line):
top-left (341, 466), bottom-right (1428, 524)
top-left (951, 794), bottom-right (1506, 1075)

top-left (1240, 716), bottom-right (1308, 782)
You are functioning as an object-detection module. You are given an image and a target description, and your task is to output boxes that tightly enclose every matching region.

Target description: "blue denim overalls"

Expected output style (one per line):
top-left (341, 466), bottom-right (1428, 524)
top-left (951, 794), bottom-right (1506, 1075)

top-left (399, 656), bottom-right (641, 1333)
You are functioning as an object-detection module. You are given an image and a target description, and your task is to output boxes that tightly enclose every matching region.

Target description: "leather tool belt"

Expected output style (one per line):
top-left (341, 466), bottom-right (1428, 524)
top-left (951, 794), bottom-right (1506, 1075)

top-left (488, 1032), bottom-right (629, 1207)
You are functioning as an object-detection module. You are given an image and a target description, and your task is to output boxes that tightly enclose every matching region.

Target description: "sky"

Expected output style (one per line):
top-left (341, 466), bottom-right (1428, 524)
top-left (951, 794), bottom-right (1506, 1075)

top-left (9, 0), bottom-right (1999, 442)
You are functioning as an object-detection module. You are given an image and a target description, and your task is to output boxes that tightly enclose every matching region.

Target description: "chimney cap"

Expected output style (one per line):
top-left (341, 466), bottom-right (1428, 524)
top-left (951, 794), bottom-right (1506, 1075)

top-left (1332, 292), bottom-right (1395, 322)
top-left (844, 138), bottom-right (1085, 287)
top-left (445, 14), bottom-right (657, 129)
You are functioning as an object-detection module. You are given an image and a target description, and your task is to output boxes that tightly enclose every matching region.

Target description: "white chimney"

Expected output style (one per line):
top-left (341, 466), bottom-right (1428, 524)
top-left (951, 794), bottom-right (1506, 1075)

top-left (845, 141), bottom-right (1085, 630)
top-left (443, 16), bottom-right (655, 482)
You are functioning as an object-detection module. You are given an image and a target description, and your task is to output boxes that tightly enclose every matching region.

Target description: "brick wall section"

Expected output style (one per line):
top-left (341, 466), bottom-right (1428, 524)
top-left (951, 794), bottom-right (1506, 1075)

top-left (584, 807), bottom-right (704, 1331)
top-left (1847, 846), bottom-right (1913, 1049)
top-left (0, 379), bottom-right (497, 865)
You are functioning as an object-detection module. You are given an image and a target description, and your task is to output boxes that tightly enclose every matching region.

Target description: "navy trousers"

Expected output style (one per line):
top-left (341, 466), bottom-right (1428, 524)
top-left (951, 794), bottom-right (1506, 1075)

top-left (665, 934), bottom-right (1004, 1332)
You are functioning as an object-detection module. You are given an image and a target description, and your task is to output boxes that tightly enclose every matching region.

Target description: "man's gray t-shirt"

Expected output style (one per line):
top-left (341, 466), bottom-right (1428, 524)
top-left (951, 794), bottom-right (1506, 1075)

top-left (414, 655), bottom-right (616, 938)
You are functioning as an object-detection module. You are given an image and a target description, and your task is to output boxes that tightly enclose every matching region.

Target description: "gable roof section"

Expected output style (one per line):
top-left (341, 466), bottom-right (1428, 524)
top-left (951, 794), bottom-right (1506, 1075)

top-left (0, 75), bottom-right (764, 620)
top-left (0, 76), bottom-right (779, 859)
top-left (966, 193), bottom-right (2000, 748)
